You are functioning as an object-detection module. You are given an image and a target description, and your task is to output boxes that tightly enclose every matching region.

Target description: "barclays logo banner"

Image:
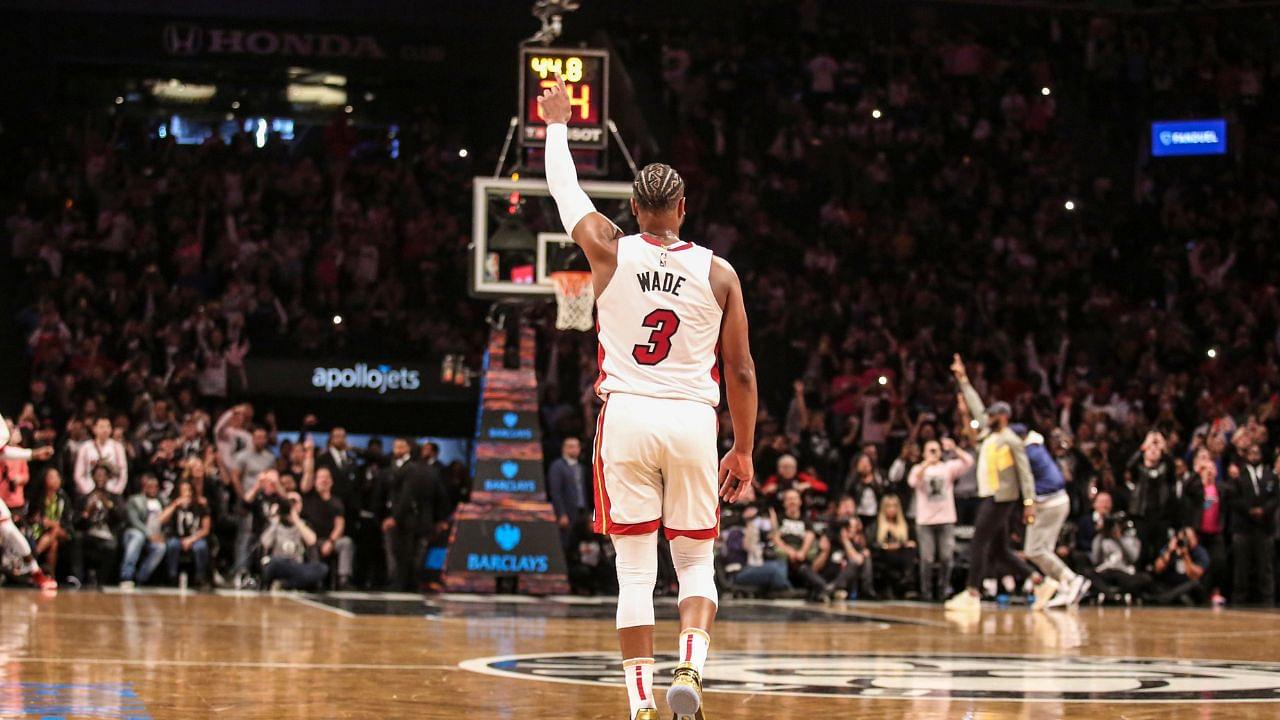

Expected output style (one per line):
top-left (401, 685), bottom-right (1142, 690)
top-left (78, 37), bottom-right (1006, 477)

top-left (480, 410), bottom-right (539, 442)
top-left (1151, 119), bottom-right (1227, 157)
top-left (474, 458), bottom-right (543, 495)
top-left (312, 363), bottom-right (422, 395)
top-left (457, 521), bottom-right (555, 574)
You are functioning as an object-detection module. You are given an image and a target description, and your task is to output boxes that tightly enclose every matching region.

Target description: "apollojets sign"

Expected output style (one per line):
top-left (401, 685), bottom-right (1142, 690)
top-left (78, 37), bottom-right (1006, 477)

top-left (461, 652), bottom-right (1280, 703)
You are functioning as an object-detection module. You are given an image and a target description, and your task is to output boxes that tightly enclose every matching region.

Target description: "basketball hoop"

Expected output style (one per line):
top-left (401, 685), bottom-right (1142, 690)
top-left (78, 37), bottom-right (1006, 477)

top-left (550, 271), bottom-right (595, 331)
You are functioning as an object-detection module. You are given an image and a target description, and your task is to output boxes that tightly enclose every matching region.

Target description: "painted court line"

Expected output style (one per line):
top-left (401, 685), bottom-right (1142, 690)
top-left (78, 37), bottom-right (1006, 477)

top-left (10, 657), bottom-right (459, 672)
top-left (288, 594), bottom-right (357, 618)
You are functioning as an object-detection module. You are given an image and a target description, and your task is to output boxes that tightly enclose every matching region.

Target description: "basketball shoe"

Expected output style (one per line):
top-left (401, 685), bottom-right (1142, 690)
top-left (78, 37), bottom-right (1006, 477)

top-left (667, 662), bottom-right (707, 719)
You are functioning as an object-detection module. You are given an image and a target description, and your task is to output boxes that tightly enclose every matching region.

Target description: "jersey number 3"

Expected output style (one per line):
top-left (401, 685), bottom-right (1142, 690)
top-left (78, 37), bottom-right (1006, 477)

top-left (632, 309), bottom-right (681, 366)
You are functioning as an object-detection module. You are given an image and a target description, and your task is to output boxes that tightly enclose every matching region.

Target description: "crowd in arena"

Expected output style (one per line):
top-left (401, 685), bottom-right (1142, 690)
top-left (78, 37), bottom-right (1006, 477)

top-left (4, 3), bottom-right (1280, 605)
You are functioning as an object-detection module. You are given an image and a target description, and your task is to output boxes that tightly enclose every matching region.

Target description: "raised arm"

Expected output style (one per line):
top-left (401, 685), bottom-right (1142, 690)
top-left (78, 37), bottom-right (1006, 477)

top-left (537, 75), bottom-right (621, 289)
top-left (951, 354), bottom-right (988, 436)
top-left (713, 257), bottom-right (758, 503)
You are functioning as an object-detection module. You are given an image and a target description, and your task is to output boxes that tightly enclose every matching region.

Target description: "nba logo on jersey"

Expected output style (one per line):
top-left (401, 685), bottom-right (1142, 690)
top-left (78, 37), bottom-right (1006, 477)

top-left (658, 251), bottom-right (667, 267)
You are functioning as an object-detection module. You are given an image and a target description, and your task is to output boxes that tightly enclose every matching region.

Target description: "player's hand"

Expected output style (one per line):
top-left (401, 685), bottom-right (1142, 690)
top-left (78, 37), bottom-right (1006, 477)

top-left (718, 448), bottom-right (754, 503)
top-left (537, 73), bottom-right (573, 125)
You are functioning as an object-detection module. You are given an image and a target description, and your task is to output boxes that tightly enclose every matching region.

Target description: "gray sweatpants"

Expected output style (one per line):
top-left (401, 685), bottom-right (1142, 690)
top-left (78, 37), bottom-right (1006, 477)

top-left (1025, 494), bottom-right (1075, 583)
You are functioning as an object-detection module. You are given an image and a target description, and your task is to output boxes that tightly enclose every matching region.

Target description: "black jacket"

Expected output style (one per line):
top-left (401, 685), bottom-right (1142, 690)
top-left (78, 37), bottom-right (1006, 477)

top-left (1229, 464), bottom-right (1279, 535)
top-left (392, 460), bottom-right (449, 535)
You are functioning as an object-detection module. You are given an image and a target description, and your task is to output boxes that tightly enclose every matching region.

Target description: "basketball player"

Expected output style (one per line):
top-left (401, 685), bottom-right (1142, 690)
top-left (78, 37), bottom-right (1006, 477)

top-left (539, 76), bottom-right (757, 720)
top-left (0, 413), bottom-right (57, 590)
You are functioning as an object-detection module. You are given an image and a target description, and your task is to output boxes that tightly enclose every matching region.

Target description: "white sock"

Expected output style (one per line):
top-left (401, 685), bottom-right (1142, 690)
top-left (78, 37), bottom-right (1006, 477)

top-left (623, 657), bottom-right (656, 716)
top-left (678, 628), bottom-right (710, 675)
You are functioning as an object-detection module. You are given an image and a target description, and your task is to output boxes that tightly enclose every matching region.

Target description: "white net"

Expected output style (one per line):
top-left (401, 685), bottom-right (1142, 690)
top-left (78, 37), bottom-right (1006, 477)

top-left (550, 271), bottom-right (595, 331)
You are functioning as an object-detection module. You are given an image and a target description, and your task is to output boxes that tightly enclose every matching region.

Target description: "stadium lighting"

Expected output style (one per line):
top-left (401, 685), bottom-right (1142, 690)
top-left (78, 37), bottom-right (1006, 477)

top-left (364, 92), bottom-right (375, 102)
top-left (877, 375), bottom-right (888, 386)
top-left (114, 96), bottom-right (124, 105)
top-left (224, 113), bottom-right (234, 121)
top-left (970, 420), bottom-right (981, 430)
top-left (333, 315), bottom-right (344, 326)
top-left (459, 148), bottom-right (469, 158)
top-left (344, 105), bottom-right (354, 114)
top-left (231, 101), bottom-right (241, 109)
top-left (1041, 87), bottom-right (1051, 96)
top-left (871, 108), bottom-right (882, 119)
top-left (1207, 348), bottom-right (1218, 359)
top-left (1064, 200), bottom-right (1076, 211)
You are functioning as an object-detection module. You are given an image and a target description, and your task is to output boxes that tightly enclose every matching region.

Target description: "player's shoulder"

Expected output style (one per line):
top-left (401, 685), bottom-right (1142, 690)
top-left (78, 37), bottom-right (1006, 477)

top-left (709, 254), bottom-right (740, 282)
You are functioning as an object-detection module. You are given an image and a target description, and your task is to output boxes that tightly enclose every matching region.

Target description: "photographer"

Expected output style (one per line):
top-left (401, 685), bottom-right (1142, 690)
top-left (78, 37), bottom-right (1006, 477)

top-left (1151, 527), bottom-right (1210, 605)
top-left (260, 491), bottom-right (327, 591)
top-left (813, 497), bottom-right (874, 601)
top-left (1087, 513), bottom-right (1151, 601)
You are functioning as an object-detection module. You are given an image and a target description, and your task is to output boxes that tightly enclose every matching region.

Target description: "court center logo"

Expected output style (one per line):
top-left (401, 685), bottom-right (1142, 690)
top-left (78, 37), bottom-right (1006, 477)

top-left (460, 651), bottom-right (1280, 703)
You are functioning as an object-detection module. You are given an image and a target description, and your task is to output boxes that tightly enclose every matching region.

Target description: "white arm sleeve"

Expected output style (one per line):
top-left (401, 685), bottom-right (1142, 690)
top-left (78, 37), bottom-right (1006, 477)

top-left (544, 123), bottom-right (597, 235)
top-left (1, 447), bottom-right (31, 461)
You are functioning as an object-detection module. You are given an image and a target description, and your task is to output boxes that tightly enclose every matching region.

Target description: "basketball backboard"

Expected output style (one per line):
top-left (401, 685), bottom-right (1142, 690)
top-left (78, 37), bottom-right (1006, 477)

top-left (470, 176), bottom-right (633, 299)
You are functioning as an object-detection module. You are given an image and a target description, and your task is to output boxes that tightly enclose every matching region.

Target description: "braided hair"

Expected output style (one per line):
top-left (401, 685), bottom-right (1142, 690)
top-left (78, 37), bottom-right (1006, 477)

top-left (632, 163), bottom-right (685, 212)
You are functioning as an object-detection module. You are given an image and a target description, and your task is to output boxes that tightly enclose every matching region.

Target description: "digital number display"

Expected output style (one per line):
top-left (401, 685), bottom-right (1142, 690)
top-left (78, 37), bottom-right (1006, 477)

top-left (519, 47), bottom-right (608, 150)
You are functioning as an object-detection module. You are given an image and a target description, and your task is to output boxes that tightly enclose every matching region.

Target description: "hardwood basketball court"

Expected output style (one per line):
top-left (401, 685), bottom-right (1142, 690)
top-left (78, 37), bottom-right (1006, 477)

top-left (2, 588), bottom-right (1278, 718)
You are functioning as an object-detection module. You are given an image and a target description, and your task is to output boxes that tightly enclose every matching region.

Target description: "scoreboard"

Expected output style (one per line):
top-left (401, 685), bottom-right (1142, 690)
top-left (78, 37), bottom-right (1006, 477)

top-left (518, 47), bottom-right (609, 152)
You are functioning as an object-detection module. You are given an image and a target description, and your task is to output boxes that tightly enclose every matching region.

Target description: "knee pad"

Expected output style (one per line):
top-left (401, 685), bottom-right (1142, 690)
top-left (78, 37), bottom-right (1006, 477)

top-left (613, 532), bottom-right (658, 629)
top-left (669, 536), bottom-right (718, 607)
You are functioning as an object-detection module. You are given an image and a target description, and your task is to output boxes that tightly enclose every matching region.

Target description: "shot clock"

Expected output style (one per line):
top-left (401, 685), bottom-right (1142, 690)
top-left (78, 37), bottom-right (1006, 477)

top-left (518, 47), bottom-right (609, 151)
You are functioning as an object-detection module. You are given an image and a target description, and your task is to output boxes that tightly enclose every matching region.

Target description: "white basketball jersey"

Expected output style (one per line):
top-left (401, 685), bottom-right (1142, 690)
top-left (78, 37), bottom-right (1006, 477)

top-left (595, 233), bottom-right (723, 407)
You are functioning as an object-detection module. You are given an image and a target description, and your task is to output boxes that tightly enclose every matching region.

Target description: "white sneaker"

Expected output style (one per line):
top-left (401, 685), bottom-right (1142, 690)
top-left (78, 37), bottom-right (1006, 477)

top-left (1032, 578), bottom-right (1060, 611)
top-left (1048, 576), bottom-right (1089, 609)
top-left (119, 581), bottom-right (136, 591)
top-left (1070, 577), bottom-right (1092, 607)
top-left (944, 590), bottom-right (981, 613)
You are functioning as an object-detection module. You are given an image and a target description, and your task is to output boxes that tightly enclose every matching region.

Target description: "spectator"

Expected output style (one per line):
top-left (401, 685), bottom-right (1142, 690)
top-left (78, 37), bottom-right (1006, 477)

top-left (75, 464), bottom-right (123, 587)
top-left (548, 437), bottom-right (589, 548)
top-left (73, 417), bottom-right (128, 497)
top-left (27, 468), bottom-right (73, 580)
top-left (1087, 514), bottom-right (1151, 602)
top-left (261, 491), bottom-right (327, 591)
top-left (908, 437), bottom-right (972, 601)
top-left (302, 466), bottom-right (355, 589)
top-left (119, 474), bottom-right (167, 588)
top-left (375, 437), bottom-right (416, 586)
top-left (161, 480), bottom-right (211, 587)
top-left (1150, 527), bottom-right (1210, 606)
top-left (847, 454), bottom-right (882, 529)
top-left (388, 454), bottom-right (448, 592)
top-left (761, 454), bottom-right (827, 510)
top-left (1125, 432), bottom-right (1176, 564)
top-left (871, 495), bottom-right (916, 599)
top-left (729, 504), bottom-right (794, 597)
top-left (769, 489), bottom-right (828, 601)
top-left (1228, 445), bottom-right (1277, 606)
top-left (813, 501), bottom-right (874, 601)
top-left (1191, 449), bottom-right (1228, 604)
top-left (230, 427), bottom-right (276, 582)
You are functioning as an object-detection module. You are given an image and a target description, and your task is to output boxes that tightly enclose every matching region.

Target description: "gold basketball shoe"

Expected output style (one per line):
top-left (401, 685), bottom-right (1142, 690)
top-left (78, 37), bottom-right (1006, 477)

top-left (666, 662), bottom-right (708, 719)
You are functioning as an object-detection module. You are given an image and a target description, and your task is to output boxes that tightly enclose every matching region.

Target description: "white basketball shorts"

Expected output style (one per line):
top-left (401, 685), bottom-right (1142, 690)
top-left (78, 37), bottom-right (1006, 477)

top-left (591, 393), bottom-right (720, 540)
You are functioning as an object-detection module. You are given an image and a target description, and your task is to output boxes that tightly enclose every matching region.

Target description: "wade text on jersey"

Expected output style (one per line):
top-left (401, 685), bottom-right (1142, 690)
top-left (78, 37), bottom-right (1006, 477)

top-left (636, 270), bottom-right (687, 296)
